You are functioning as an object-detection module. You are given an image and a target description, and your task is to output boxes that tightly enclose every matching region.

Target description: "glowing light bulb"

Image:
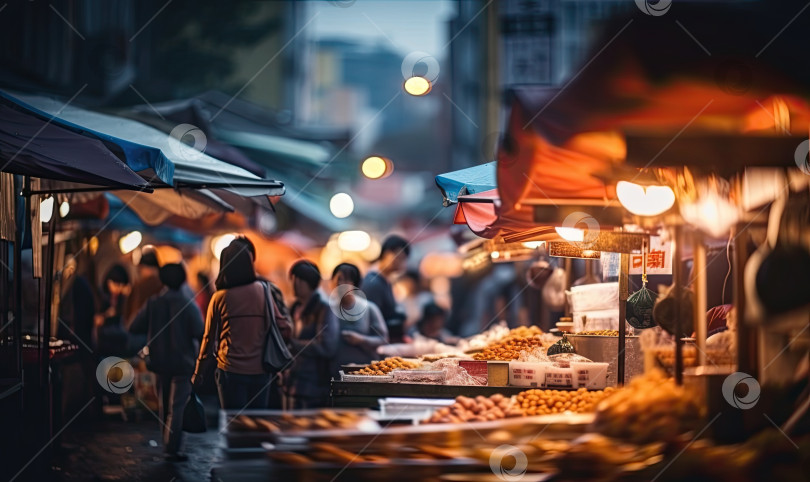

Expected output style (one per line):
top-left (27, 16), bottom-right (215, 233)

top-left (555, 227), bottom-right (585, 242)
top-left (681, 192), bottom-right (739, 238)
top-left (59, 201), bottom-right (70, 218)
top-left (40, 197), bottom-right (54, 223)
top-left (616, 181), bottom-right (676, 216)
top-left (211, 234), bottom-right (236, 260)
top-left (522, 241), bottom-right (544, 249)
top-left (119, 231), bottom-right (143, 254)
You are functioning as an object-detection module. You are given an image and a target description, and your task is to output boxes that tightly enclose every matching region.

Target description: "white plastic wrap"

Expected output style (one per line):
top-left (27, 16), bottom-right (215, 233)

top-left (516, 346), bottom-right (551, 363)
top-left (567, 282), bottom-right (619, 313)
top-left (428, 358), bottom-right (484, 386)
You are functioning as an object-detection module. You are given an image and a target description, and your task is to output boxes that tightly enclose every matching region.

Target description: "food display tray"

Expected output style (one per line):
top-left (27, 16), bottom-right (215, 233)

top-left (340, 370), bottom-right (394, 383)
top-left (391, 369), bottom-right (447, 384)
top-left (219, 409), bottom-right (378, 449)
top-left (269, 412), bottom-right (594, 452)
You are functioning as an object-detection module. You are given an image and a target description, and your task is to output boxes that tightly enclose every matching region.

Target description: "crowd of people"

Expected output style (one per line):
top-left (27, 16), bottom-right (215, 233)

top-left (83, 233), bottom-right (453, 460)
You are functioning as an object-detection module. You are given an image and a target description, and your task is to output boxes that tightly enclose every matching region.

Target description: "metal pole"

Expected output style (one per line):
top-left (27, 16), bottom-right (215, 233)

top-left (42, 212), bottom-right (56, 440)
top-left (694, 232), bottom-right (707, 367)
top-left (16, 178), bottom-right (27, 387)
top-left (673, 225), bottom-right (684, 385)
top-left (618, 252), bottom-right (629, 386)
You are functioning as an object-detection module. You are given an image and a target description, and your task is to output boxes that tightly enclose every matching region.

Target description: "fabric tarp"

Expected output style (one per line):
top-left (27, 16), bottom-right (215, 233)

top-left (490, 1), bottom-right (810, 238)
top-left (119, 110), bottom-right (267, 177)
top-left (129, 91), bottom-right (337, 171)
top-left (435, 161), bottom-right (497, 205)
top-left (0, 103), bottom-right (149, 190)
top-left (452, 189), bottom-right (556, 241)
top-left (94, 194), bottom-right (203, 244)
top-left (3, 91), bottom-right (284, 198)
top-left (112, 189), bottom-right (233, 226)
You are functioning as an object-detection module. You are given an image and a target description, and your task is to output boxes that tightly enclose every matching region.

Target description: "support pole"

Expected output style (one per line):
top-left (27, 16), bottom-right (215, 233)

top-left (618, 252), bottom-right (630, 386)
top-left (694, 232), bottom-right (707, 367)
top-left (42, 213), bottom-right (56, 439)
top-left (673, 225), bottom-right (684, 385)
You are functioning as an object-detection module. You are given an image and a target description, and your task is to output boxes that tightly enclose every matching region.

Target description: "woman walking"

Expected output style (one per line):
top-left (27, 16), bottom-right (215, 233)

top-left (193, 240), bottom-right (291, 409)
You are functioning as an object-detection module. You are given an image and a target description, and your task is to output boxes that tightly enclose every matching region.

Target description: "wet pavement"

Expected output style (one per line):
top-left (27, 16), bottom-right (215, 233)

top-left (50, 396), bottom-right (221, 482)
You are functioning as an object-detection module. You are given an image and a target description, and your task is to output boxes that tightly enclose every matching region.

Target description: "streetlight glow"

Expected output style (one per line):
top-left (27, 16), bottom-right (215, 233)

top-left (361, 156), bottom-right (389, 179)
top-left (329, 193), bottom-right (354, 218)
top-left (404, 76), bottom-right (431, 96)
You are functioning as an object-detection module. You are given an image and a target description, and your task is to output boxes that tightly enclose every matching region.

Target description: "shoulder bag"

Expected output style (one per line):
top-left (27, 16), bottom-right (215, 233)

top-left (261, 281), bottom-right (294, 372)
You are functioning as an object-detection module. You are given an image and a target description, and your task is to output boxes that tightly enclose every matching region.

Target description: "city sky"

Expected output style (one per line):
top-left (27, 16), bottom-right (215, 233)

top-left (306, 0), bottom-right (456, 57)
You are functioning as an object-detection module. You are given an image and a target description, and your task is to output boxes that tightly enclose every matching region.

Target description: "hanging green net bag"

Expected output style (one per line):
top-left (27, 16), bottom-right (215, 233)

top-left (626, 281), bottom-right (658, 329)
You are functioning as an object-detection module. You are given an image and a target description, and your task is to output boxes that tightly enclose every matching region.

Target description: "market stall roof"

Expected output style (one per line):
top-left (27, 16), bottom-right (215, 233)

top-left (0, 102), bottom-right (149, 191)
top-left (128, 91), bottom-right (338, 172)
top-left (512, 0), bottom-right (810, 167)
top-left (452, 189), bottom-right (560, 242)
top-left (435, 161), bottom-right (496, 206)
top-left (118, 110), bottom-right (266, 177)
top-left (488, 1), bottom-right (810, 238)
top-left (1, 90), bottom-right (285, 198)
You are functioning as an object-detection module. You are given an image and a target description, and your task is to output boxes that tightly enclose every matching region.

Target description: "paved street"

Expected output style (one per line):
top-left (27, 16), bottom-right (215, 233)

top-left (50, 396), bottom-right (220, 482)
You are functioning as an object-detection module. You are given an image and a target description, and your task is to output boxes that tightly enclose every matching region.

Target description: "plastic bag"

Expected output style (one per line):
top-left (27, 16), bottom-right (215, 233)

top-left (428, 359), bottom-right (485, 386)
top-left (182, 392), bottom-right (207, 433)
top-left (516, 346), bottom-right (550, 363)
top-left (626, 285), bottom-right (658, 329)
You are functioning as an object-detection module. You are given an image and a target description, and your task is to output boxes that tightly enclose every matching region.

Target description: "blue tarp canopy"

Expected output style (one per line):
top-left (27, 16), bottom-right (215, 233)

top-left (0, 103), bottom-right (149, 190)
top-left (1, 91), bottom-right (284, 198)
top-left (435, 161), bottom-right (496, 205)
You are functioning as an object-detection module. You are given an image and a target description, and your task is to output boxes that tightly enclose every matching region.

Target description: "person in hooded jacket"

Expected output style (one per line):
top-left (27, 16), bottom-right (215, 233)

top-left (130, 263), bottom-right (202, 461)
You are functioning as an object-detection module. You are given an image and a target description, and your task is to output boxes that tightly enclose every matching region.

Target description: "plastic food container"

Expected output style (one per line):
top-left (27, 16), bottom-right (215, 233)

top-left (340, 370), bottom-right (394, 383)
top-left (508, 362), bottom-right (551, 387)
top-left (570, 362), bottom-right (609, 389)
top-left (544, 366), bottom-right (575, 388)
top-left (391, 369), bottom-right (447, 384)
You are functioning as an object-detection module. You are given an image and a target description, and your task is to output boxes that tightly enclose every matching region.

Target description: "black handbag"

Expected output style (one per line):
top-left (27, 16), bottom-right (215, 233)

top-left (182, 391), bottom-right (207, 433)
top-left (261, 281), bottom-right (294, 372)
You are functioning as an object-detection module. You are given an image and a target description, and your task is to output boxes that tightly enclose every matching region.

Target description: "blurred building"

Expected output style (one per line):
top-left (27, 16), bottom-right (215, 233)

top-left (0, 0), bottom-right (297, 111)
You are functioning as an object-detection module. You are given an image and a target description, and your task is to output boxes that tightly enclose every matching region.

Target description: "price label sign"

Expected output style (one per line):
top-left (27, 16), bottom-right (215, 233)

top-left (630, 236), bottom-right (672, 275)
